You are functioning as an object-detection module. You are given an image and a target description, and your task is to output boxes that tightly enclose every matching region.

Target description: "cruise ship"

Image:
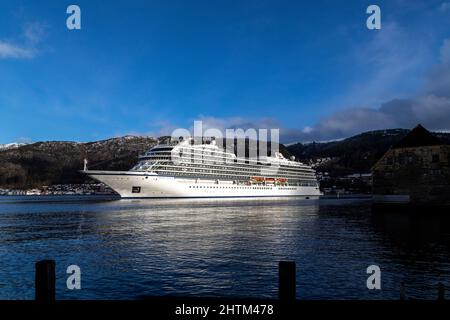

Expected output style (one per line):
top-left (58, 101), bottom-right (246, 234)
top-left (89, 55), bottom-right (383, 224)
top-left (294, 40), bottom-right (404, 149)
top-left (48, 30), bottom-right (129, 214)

top-left (84, 137), bottom-right (321, 199)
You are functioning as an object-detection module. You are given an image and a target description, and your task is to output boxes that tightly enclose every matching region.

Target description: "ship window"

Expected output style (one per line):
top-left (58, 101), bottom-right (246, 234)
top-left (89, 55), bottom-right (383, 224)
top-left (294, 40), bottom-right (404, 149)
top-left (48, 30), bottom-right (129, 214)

top-left (132, 186), bottom-right (141, 193)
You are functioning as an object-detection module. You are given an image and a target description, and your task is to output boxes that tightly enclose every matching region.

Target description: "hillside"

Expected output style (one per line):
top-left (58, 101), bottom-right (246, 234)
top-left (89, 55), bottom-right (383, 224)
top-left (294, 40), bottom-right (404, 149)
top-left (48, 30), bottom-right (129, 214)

top-left (287, 129), bottom-right (450, 176)
top-left (0, 136), bottom-right (158, 189)
top-left (0, 136), bottom-right (289, 189)
top-left (2, 128), bottom-right (449, 190)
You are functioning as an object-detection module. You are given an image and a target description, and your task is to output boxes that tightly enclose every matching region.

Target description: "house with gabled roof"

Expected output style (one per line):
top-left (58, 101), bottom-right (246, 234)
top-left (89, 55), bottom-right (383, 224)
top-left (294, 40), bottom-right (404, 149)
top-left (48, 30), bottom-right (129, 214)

top-left (372, 125), bottom-right (450, 206)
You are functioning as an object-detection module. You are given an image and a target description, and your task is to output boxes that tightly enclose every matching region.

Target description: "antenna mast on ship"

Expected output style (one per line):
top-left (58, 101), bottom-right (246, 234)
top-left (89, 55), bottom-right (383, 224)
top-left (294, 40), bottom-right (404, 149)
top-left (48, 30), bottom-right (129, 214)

top-left (83, 158), bottom-right (88, 171)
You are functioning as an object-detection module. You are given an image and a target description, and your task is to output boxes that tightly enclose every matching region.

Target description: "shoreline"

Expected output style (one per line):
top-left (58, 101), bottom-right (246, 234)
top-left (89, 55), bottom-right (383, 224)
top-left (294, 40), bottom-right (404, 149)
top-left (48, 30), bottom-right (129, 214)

top-left (0, 193), bottom-right (372, 204)
top-left (0, 194), bottom-right (121, 203)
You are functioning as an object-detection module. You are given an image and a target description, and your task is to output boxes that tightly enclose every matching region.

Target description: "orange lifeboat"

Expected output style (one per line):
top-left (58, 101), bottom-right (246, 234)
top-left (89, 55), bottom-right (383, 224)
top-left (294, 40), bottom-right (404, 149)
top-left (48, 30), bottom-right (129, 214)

top-left (276, 178), bottom-right (288, 183)
top-left (265, 177), bottom-right (275, 183)
top-left (251, 176), bottom-right (265, 182)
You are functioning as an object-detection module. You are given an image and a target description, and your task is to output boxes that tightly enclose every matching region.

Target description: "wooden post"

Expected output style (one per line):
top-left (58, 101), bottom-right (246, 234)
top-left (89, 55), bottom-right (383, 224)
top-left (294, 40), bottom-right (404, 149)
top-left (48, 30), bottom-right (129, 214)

top-left (438, 283), bottom-right (445, 301)
top-left (400, 282), bottom-right (406, 300)
top-left (279, 261), bottom-right (296, 301)
top-left (35, 260), bottom-right (55, 302)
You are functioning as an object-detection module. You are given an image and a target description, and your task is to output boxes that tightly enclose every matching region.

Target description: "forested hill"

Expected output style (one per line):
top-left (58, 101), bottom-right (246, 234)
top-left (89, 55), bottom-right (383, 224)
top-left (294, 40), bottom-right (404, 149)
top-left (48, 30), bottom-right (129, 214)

top-left (286, 129), bottom-right (450, 176)
top-left (0, 136), bottom-right (158, 189)
top-left (2, 128), bottom-right (450, 189)
top-left (0, 136), bottom-right (289, 189)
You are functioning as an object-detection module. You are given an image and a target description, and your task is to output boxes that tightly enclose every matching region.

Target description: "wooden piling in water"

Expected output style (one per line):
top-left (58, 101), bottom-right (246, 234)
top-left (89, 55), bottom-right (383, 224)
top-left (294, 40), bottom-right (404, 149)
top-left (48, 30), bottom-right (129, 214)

top-left (400, 282), bottom-right (406, 300)
top-left (279, 261), bottom-right (296, 301)
top-left (438, 283), bottom-right (445, 301)
top-left (35, 260), bottom-right (55, 302)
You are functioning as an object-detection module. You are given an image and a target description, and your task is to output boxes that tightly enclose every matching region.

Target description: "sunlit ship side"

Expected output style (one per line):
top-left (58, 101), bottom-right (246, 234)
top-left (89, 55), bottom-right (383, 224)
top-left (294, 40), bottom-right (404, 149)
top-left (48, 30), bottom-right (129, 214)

top-left (84, 137), bottom-right (322, 199)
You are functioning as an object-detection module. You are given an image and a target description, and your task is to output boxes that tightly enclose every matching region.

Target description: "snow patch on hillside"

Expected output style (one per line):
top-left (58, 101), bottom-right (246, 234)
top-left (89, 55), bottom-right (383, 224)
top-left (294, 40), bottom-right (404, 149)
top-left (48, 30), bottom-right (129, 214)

top-left (0, 143), bottom-right (28, 151)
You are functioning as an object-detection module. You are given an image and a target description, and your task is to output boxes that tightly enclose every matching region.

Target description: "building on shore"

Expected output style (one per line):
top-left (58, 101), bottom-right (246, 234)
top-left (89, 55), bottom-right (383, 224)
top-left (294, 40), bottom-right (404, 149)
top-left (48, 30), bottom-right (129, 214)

top-left (372, 124), bottom-right (450, 207)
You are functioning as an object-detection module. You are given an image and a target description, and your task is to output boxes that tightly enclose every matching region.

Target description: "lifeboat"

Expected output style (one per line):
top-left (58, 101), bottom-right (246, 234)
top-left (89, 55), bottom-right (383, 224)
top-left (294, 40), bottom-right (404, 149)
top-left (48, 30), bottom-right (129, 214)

top-left (251, 176), bottom-right (265, 182)
top-left (265, 178), bottom-right (275, 183)
top-left (276, 178), bottom-right (288, 183)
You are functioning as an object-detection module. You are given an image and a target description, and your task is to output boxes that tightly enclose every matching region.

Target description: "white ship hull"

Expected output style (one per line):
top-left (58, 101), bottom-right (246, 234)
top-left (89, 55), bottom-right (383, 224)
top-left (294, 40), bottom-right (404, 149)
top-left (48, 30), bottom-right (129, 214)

top-left (87, 171), bottom-right (322, 199)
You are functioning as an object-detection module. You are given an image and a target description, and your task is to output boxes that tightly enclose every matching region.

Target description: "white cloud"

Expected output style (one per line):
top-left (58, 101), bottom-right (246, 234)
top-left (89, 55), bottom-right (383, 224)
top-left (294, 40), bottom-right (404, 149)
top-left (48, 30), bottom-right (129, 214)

top-left (339, 22), bottom-right (431, 109)
top-left (302, 127), bottom-right (313, 134)
top-left (281, 38), bottom-right (450, 143)
top-left (23, 22), bottom-right (46, 45)
top-left (121, 116), bottom-right (283, 141)
top-left (128, 34), bottom-right (450, 144)
top-left (194, 115), bottom-right (279, 132)
top-left (439, 2), bottom-right (450, 12)
top-left (0, 21), bottom-right (45, 59)
top-left (0, 41), bottom-right (34, 59)
top-left (440, 39), bottom-right (450, 63)
top-left (15, 137), bottom-right (33, 144)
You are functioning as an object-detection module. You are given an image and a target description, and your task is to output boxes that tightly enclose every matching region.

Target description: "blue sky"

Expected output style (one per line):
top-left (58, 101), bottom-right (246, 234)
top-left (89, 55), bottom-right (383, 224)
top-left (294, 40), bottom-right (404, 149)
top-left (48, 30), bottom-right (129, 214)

top-left (1, 0), bottom-right (450, 144)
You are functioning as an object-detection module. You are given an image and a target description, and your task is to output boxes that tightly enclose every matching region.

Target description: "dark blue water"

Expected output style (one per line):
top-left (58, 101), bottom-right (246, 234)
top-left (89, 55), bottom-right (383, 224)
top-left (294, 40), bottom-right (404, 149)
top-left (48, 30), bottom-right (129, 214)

top-left (0, 197), bottom-right (449, 300)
